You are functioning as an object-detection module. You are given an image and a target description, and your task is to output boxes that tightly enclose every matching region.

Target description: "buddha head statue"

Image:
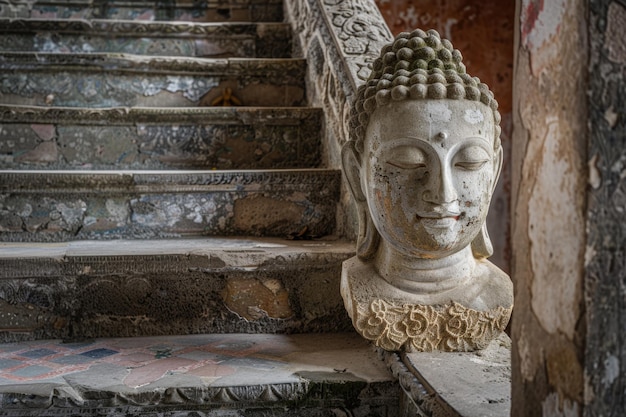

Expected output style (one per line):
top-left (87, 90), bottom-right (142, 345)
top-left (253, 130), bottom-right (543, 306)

top-left (341, 29), bottom-right (512, 352)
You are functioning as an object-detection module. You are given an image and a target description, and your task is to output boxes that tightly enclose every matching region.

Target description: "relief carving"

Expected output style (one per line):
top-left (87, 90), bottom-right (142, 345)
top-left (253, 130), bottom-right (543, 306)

top-left (321, 0), bottom-right (393, 80)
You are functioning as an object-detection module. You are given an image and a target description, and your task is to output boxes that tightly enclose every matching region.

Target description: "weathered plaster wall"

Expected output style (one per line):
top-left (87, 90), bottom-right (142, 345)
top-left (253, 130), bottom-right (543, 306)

top-left (511, 0), bottom-right (588, 415)
top-left (374, 0), bottom-right (514, 271)
top-left (585, 1), bottom-right (626, 415)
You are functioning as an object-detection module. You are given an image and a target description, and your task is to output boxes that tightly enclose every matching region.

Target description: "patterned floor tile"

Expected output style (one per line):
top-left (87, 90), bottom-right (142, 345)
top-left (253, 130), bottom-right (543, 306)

top-left (50, 354), bottom-right (94, 365)
top-left (11, 365), bottom-right (54, 378)
top-left (80, 348), bottom-right (118, 359)
top-left (0, 358), bottom-right (22, 369)
top-left (123, 357), bottom-right (197, 388)
top-left (20, 348), bottom-right (57, 358)
top-left (0, 333), bottom-right (391, 393)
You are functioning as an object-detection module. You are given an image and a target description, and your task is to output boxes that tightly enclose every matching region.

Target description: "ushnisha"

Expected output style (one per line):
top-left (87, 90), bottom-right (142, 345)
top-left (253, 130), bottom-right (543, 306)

top-left (341, 29), bottom-right (513, 352)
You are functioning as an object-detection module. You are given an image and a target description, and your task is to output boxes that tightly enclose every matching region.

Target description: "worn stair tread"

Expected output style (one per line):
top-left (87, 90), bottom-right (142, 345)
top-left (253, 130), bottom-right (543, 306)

top-left (0, 19), bottom-right (293, 58)
top-left (0, 105), bottom-right (323, 170)
top-left (0, 51), bottom-right (306, 71)
top-left (0, 169), bottom-right (340, 241)
top-left (0, 53), bottom-right (306, 107)
top-left (1, 168), bottom-right (339, 189)
top-left (0, 0), bottom-right (284, 23)
top-left (0, 237), bottom-right (355, 340)
top-left (0, 332), bottom-right (397, 414)
top-left (0, 236), bottom-right (355, 268)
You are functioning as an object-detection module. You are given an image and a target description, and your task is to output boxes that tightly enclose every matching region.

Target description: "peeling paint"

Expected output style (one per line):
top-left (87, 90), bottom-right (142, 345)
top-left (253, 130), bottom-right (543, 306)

top-left (584, 244), bottom-right (596, 267)
top-left (588, 153), bottom-right (601, 189)
top-left (605, 2), bottom-right (626, 64)
top-left (30, 124), bottom-right (55, 141)
top-left (528, 120), bottom-right (583, 340)
top-left (517, 325), bottom-right (537, 382)
top-left (541, 392), bottom-right (580, 417)
top-left (601, 355), bottom-right (620, 387)
top-left (521, 0), bottom-right (566, 51)
top-left (604, 106), bottom-right (618, 128)
top-left (520, 0), bottom-right (567, 75)
top-left (426, 101), bottom-right (452, 123)
top-left (464, 108), bottom-right (484, 125)
top-left (583, 374), bottom-right (595, 406)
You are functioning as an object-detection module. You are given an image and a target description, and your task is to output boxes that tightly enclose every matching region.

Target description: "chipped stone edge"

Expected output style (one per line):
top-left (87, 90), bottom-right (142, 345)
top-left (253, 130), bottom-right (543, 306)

top-left (0, 19), bottom-right (290, 36)
top-left (0, 105), bottom-right (323, 125)
top-left (0, 52), bottom-right (306, 76)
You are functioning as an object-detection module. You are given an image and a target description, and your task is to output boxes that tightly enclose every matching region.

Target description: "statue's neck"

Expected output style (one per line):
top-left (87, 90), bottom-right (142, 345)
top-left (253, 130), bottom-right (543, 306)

top-left (374, 242), bottom-right (476, 294)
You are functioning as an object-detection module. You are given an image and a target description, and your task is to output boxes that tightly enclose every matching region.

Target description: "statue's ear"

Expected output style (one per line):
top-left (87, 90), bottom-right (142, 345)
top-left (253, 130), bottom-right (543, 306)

top-left (341, 141), bottom-right (366, 202)
top-left (471, 145), bottom-right (502, 260)
top-left (492, 145), bottom-right (503, 194)
top-left (342, 141), bottom-right (379, 260)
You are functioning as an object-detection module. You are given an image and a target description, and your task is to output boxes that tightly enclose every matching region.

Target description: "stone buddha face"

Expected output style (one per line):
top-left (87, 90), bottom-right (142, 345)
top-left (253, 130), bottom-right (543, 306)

top-left (343, 28), bottom-right (503, 263)
top-left (340, 29), bottom-right (512, 352)
top-left (361, 99), bottom-right (501, 259)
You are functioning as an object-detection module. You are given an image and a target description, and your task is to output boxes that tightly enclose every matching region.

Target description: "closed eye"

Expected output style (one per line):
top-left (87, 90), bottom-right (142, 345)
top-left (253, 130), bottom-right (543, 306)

top-left (387, 160), bottom-right (427, 169)
top-left (453, 145), bottom-right (490, 171)
top-left (386, 145), bottom-right (427, 169)
top-left (454, 160), bottom-right (488, 170)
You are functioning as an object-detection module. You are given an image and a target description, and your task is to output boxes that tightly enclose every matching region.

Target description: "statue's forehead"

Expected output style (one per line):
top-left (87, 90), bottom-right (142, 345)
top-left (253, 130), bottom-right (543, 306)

top-left (368, 99), bottom-right (495, 140)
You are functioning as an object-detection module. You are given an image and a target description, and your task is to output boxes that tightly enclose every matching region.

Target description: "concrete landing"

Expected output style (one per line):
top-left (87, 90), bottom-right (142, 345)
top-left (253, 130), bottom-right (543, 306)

top-left (398, 334), bottom-right (511, 417)
top-left (0, 332), bottom-right (398, 416)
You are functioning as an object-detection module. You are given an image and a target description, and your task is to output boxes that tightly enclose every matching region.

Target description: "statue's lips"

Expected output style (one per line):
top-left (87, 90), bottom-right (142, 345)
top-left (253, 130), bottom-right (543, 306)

top-left (417, 212), bottom-right (460, 229)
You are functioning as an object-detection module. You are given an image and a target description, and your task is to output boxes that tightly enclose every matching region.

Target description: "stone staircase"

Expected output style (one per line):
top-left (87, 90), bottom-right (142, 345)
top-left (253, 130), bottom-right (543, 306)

top-left (0, 1), bottom-right (399, 415)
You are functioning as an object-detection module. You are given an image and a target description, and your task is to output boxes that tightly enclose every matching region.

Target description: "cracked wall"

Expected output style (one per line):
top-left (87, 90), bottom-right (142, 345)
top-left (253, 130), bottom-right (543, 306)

top-left (511, 0), bottom-right (587, 415)
top-left (512, 0), bottom-right (626, 415)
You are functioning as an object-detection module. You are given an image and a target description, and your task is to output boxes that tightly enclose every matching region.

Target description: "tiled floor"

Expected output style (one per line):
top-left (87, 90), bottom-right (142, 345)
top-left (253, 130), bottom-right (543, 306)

top-left (0, 332), bottom-right (391, 390)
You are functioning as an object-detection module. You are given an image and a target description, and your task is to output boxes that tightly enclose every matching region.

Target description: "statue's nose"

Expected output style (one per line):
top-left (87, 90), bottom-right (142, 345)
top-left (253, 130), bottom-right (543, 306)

top-left (422, 168), bottom-right (458, 205)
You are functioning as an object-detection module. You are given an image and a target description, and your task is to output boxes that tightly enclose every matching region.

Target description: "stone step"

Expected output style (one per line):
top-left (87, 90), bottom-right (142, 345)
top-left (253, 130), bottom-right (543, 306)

top-left (0, 53), bottom-right (306, 108)
top-left (0, 19), bottom-right (292, 58)
top-left (0, 169), bottom-right (340, 241)
top-left (0, 105), bottom-right (322, 170)
top-left (0, 333), bottom-right (397, 416)
top-left (0, 0), bottom-right (283, 23)
top-left (0, 237), bottom-right (355, 341)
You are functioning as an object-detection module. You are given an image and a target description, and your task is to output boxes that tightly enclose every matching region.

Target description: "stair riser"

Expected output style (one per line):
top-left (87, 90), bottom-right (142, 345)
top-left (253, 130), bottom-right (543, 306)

top-left (1, 21), bottom-right (292, 58)
top-left (0, 109), bottom-right (322, 170)
top-left (0, 55), bottom-right (306, 108)
top-left (0, 171), bottom-right (339, 241)
top-left (0, 257), bottom-right (352, 342)
top-left (0, 1), bottom-right (283, 22)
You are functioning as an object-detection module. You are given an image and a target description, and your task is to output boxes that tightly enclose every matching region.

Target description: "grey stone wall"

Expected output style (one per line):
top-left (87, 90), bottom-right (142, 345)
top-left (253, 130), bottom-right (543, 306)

top-left (585, 1), bottom-right (626, 415)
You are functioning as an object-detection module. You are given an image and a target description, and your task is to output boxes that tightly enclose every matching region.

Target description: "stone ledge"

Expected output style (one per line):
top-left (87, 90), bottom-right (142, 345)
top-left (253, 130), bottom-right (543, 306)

top-left (380, 334), bottom-right (511, 417)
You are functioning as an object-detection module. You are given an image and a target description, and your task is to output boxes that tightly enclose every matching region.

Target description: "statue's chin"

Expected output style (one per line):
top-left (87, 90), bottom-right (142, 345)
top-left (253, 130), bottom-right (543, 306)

top-left (381, 233), bottom-right (467, 259)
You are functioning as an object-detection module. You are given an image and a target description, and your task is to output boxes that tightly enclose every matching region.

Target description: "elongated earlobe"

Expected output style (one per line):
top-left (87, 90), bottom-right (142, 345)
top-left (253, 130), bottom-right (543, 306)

top-left (341, 142), bottom-right (366, 203)
top-left (471, 145), bottom-right (502, 259)
top-left (471, 223), bottom-right (493, 259)
top-left (342, 142), bottom-right (379, 260)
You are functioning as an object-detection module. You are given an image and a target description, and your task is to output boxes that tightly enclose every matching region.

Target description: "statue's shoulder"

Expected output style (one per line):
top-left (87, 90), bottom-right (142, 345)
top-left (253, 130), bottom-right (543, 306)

top-left (473, 260), bottom-right (513, 309)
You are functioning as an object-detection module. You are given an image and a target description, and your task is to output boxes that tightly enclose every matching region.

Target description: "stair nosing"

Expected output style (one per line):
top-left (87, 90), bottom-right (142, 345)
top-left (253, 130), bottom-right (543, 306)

top-left (0, 18), bottom-right (291, 32)
top-left (0, 52), bottom-right (306, 75)
top-left (0, 104), bottom-right (323, 125)
top-left (0, 169), bottom-right (341, 194)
